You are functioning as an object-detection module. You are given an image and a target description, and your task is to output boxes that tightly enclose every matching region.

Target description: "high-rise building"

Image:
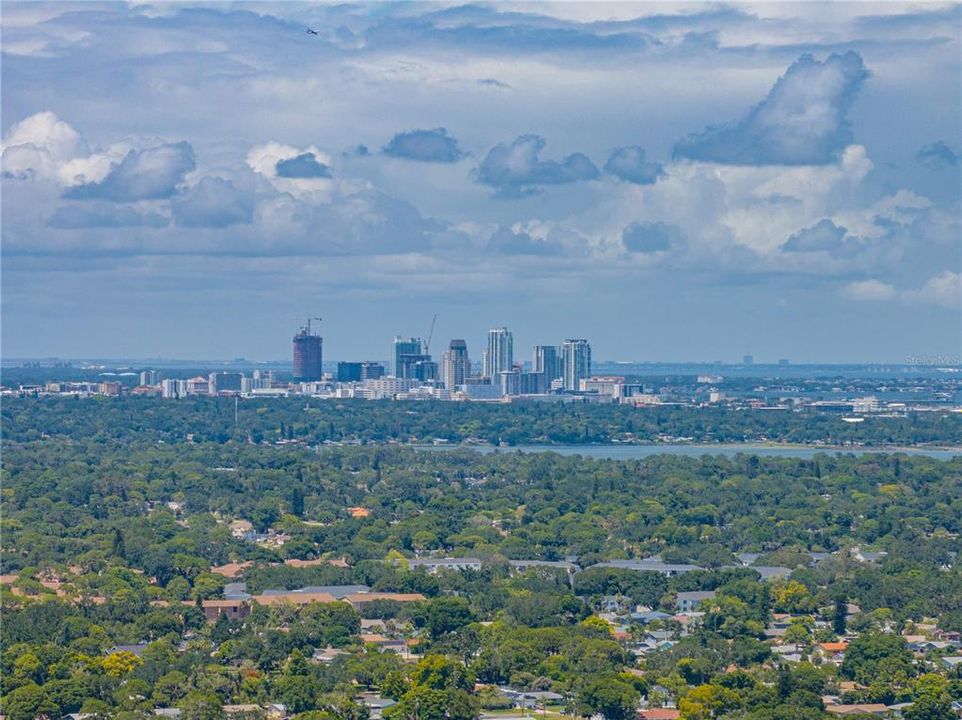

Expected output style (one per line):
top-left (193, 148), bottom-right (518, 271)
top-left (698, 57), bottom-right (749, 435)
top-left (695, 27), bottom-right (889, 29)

top-left (561, 339), bottom-right (591, 391)
top-left (162, 379), bottom-right (187, 399)
top-left (209, 372), bottom-right (244, 395)
top-left (139, 369), bottom-right (160, 386)
top-left (499, 369), bottom-right (520, 396)
top-left (408, 359), bottom-right (437, 382)
top-left (441, 339), bottom-right (469, 390)
top-left (518, 372), bottom-right (546, 395)
top-left (337, 361), bottom-right (386, 383)
top-left (532, 345), bottom-right (562, 386)
top-left (393, 336), bottom-right (424, 377)
top-left (484, 327), bottom-right (513, 380)
top-left (293, 322), bottom-right (323, 381)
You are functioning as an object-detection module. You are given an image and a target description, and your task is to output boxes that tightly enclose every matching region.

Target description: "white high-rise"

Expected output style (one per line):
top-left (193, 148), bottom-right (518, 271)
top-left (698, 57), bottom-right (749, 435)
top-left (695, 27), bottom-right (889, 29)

top-left (441, 339), bottom-right (470, 390)
top-left (484, 327), bottom-right (513, 380)
top-left (561, 339), bottom-right (591, 391)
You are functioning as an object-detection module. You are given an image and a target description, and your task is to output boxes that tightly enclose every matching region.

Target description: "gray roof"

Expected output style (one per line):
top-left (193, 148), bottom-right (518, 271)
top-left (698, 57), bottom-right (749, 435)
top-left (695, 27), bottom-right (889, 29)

top-left (224, 582), bottom-right (250, 600)
top-left (262, 584), bottom-right (369, 599)
top-left (408, 557), bottom-right (481, 567)
top-left (593, 559), bottom-right (703, 574)
top-left (676, 591), bottom-right (716, 601)
top-left (509, 559), bottom-right (579, 570)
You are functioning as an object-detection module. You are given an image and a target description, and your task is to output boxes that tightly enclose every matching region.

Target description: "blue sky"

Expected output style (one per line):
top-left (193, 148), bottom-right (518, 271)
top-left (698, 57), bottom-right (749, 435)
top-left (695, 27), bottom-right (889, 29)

top-left (2, 2), bottom-right (959, 363)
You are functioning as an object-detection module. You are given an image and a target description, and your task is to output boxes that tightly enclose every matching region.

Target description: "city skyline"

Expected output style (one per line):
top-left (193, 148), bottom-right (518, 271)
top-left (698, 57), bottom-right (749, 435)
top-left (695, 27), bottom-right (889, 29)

top-left (2, 3), bottom-right (960, 362)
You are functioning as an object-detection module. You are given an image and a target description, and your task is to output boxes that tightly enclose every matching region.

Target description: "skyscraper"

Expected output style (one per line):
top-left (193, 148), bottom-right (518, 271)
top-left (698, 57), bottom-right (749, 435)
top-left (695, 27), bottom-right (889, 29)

top-left (393, 336), bottom-right (424, 377)
top-left (441, 339), bottom-right (469, 390)
top-left (532, 345), bottom-right (562, 385)
top-left (293, 323), bottom-right (323, 381)
top-left (561, 339), bottom-right (591, 391)
top-left (484, 327), bottom-right (513, 380)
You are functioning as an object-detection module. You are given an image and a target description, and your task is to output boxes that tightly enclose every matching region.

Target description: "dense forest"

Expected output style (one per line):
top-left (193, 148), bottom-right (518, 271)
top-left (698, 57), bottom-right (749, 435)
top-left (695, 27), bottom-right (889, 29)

top-left (3, 396), bottom-right (961, 446)
top-left (2, 402), bottom-right (961, 719)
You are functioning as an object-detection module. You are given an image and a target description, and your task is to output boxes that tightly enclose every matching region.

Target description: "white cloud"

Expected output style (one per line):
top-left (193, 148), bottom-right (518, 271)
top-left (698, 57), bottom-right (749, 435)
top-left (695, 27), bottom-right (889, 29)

top-left (843, 279), bottom-right (897, 301)
top-left (902, 271), bottom-right (962, 309)
top-left (246, 142), bottom-right (344, 200)
top-left (1, 111), bottom-right (86, 180)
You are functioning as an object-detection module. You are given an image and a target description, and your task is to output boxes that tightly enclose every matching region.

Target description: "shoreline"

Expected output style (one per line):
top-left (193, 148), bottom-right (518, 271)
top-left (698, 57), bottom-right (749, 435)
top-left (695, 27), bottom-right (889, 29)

top-left (411, 441), bottom-right (962, 455)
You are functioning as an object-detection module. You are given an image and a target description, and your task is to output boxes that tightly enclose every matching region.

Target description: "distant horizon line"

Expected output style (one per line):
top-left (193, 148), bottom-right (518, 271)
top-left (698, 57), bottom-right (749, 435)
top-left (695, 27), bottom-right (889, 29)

top-left (4, 357), bottom-right (960, 370)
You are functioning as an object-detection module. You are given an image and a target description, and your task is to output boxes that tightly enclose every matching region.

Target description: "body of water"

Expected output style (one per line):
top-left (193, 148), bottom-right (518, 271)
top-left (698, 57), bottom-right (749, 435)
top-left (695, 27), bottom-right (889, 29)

top-left (417, 443), bottom-right (961, 460)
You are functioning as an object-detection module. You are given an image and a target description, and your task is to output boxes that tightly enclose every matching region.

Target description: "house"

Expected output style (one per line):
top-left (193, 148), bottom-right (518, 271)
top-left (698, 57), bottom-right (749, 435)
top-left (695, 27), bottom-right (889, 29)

top-left (498, 688), bottom-right (564, 709)
top-left (824, 704), bottom-right (888, 716)
top-left (819, 641), bottom-right (849, 664)
top-left (639, 710), bottom-right (681, 720)
top-left (851, 548), bottom-right (887, 564)
top-left (631, 610), bottom-right (672, 624)
top-left (284, 557), bottom-right (349, 569)
top-left (252, 592), bottom-right (338, 607)
top-left (407, 557), bottom-right (483, 573)
top-left (747, 565), bottom-right (793, 581)
top-left (211, 562), bottom-right (252, 579)
top-left (261, 585), bottom-right (370, 600)
top-left (221, 705), bottom-right (264, 719)
top-left (153, 710), bottom-right (182, 718)
top-left (199, 599), bottom-right (250, 622)
top-left (312, 646), bottom-right (347, 664)
top-left (344, 592), bottom-right (426, 610)
top-left (675, 591), bottom-right (716, 613)
top-left (592, 558), bottom-right (703, 577)
top-left (224, 582), bottom-right (251, 600)
top-left (355, 693), bottom-right (395, 720)
top-left (508, 559), bottom-right (579, 573)
top-left (941, 656), bottom-right (962, 670)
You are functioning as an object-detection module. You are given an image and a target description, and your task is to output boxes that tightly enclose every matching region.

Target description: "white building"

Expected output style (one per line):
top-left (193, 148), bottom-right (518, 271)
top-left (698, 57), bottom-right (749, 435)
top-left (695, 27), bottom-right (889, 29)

top-left (561, 339), bottom-right (591, 391)
top-left (484, 327), bottom-right (513, 380)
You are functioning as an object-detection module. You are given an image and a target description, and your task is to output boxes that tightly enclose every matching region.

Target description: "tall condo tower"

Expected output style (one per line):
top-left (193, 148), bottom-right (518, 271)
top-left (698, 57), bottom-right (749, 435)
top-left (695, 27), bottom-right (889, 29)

top-left (532, 345), bottom-right (562, 385)
top-left (561, 338), bottom-right (591, 391)
top-left (484, 327), bottom-right (513, 380)
top-left (441, 339), bottom-right (470, 390)
top-left (292, 318), bottom-right (323, 382)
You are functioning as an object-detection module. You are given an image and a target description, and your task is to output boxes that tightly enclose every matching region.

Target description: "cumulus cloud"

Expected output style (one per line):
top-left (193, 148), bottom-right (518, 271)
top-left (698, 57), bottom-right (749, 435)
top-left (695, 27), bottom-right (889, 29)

top-left (604, 146), bottom-right (663, 185)
top-left (246, 142), bottom-right (341, 200)
top-left (903, 271), bottom-right (961, 309)
top-left (476, 135), bottom-right (598, 196)
top-left (783, 218), bottom-right (847, 252)
top-left (275, 152), bottom-right (332, 178)
top-left (383, 128), bottom-right (463, 163)
top-left (1, 111), bottom-right (86, 180)
top-left (844, 278), bottom-right (896, 301)
top-left (916, 141), bottom-right (958, 168)
top-left (674, 52), bottom-right (870, 165)
top-left (66, 142), bottom-right (195, 201)
top-left (487, 226), bottom-right (562, 255)
top-left (47, 203), bottom-right (169, 229)
top-left (172, 177), bottom-right (254, 228)
top-left (621, 221), bottom-right (683, 253)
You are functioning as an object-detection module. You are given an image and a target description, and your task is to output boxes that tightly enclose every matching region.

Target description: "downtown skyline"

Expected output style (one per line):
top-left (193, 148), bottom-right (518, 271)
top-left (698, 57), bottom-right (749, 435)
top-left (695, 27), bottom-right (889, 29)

top-left (2, 2), bottom-right (960, 363)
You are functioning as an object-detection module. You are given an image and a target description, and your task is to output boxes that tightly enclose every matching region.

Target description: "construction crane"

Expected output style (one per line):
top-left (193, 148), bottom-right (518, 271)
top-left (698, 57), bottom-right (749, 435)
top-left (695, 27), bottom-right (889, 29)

top-left (305, 316), bottom-right (322, 336)
top-left (424, 314), bottom-right (437, 355)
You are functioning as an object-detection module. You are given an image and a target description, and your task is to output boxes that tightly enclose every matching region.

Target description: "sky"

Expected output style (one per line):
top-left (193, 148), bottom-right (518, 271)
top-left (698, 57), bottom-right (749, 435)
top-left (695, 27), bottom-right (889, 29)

top-left (2, 1), bottom-right (960, 363)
